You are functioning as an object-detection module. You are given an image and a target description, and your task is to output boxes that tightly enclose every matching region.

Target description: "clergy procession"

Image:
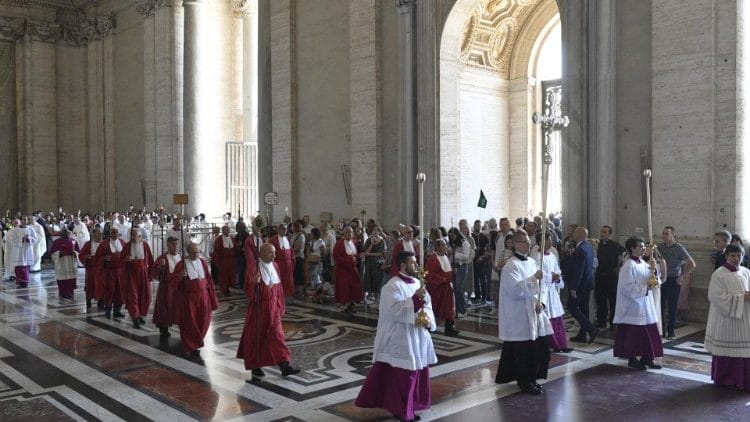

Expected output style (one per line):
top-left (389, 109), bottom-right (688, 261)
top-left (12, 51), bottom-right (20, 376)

top-left (1, 200), bottom-right (749, 421)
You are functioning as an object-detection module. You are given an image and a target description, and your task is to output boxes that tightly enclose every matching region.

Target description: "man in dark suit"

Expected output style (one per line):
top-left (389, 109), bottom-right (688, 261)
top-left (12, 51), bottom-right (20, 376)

top-left (567, 227), bottom-right (599, 344)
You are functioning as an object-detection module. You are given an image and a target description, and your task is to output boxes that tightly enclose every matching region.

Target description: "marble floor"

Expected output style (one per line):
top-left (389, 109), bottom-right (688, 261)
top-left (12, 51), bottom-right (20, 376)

top-left (0, 267), bottom-right (747, 422)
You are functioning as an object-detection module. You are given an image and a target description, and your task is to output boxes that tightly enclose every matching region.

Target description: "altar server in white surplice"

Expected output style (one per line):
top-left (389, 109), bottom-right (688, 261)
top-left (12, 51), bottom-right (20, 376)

top-left (9, 217), bottom-right (37, 288)
top-left (705, 244), bottom-right (750, 391)
top-left (356, 251), bottom-right (437, 422)
top-left (30, 218), bottom-right (46, 272)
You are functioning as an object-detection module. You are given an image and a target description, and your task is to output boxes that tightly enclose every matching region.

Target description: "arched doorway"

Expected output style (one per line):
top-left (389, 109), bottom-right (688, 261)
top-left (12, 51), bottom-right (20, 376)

top-left (439, 0), bottom-right (561, 226)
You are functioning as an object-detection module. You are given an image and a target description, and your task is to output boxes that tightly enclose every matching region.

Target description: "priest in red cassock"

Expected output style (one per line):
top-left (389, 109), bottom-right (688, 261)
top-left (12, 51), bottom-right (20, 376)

top-left (174, 242), bottom-right (219, 360)
top-left (237, 242), bottom-right (300, 384)
top-left (425, 239), bottom-right (460, 337)
top-left (334, 226), bottom-right (364, 314)
top-left (212, 225), bottom-right (236, 297)
top-left (95, 227), bottom-right (127, 319)
top-left (270, 224), bottom-right (295, 298)
top-left (151, 236), bottom-right (182, 337)
top-left (80, 228), bottom-right (106, 309)
top-left (390, 225), bottom-right (420, 276)
top-left (123, 229), bottom-right (154, 329)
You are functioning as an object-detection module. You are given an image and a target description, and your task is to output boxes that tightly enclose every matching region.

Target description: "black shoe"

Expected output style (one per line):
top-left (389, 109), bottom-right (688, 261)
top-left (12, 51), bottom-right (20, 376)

top-left (554, 348), bottom-right (574, 353)
top-left (279, 361), bottom-right (300, 377)
top-left (97, 301), bottom-right (105, 310)
top-left (86, 300), bottom-right (92, 309)
top-left (159, 327), bottom-right (171, 337)
top-left (533, 382), bottom-right (544, 391)
top-left (640, 358), bottom-right (662, 369)
top-left (252, 368), bottom-right (266, 377)
top-left (444, 327), bottom-right (460, 337)
top-left (570, 334), bottom-right (587, 343)
top-left (248, 376), bottom-right (262, 385)
top-left (113, 312), bottom-right (125, 318)
top-left (519, 382), bottom-right (542, 395)
top-left (138, 317), bottom-right (145, 324)
top-left (104, 311), bottom-right (111, 319)
top-left (628, 358), bottom-right (647, 370)
top-left (588, 327), bottom-right (600, 344)
top-left (133, 319), bottom-right (141, 329)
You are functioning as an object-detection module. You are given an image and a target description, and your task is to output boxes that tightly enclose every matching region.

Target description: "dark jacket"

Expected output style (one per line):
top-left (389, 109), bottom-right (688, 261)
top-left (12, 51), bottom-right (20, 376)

top-left (568, 240), bottom-right (594, 291)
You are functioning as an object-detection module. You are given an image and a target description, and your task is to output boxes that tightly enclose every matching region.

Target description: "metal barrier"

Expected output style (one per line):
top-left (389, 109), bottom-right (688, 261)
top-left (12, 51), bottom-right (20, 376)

top-left (226, 142), bottom-right (258, 218)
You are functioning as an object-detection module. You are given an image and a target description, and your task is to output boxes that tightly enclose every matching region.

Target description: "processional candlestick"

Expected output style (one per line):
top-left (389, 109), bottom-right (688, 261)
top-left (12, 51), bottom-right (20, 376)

top-left (532, 86), bottom-right (569, 298)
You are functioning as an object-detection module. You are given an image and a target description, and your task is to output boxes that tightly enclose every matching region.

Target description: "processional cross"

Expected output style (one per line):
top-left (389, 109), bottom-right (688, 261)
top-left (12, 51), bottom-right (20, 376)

top-left (531, 86), bottom-right (569, 298)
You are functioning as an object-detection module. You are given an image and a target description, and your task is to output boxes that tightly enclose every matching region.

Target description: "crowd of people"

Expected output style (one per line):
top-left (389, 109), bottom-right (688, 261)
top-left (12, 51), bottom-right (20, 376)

top-left (3, 207), bottom-right (750, 421)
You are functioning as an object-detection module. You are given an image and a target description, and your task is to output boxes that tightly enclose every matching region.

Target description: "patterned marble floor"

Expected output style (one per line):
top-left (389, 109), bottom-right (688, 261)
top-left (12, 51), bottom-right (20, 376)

top-left (0, 267), bottom-right (745, 422)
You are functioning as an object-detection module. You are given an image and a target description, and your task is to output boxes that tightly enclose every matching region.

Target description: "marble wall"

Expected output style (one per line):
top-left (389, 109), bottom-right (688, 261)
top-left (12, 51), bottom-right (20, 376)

top-left (0, 41), bottom-right (17, 210)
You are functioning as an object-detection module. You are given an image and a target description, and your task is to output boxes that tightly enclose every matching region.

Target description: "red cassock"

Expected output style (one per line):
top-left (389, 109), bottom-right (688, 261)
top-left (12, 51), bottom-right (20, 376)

top-left (94, 239), bottom-right (127, 306)
top-left (243, 235), bottom-right (261, 287)
top-left (425, 253), bottom-right (456, 321)
top-left (333, 239), bottom-right (364, 304)
top-left (150, 253), bottom-right (181, 328)
top-left (80, 241), bottom-right (105, 301)
top-left (212, 236), bottom-right (237, 293)
top-left (236, 262), bottom-right (292, 369)
top-left (270, 235), bottom-right (294, 297)
top-left (173, 258), bottom-right (219, 353)
top-left (123, 241), bottom-right (154, 320)
top-left (390, 240), bottom-right (421, 276)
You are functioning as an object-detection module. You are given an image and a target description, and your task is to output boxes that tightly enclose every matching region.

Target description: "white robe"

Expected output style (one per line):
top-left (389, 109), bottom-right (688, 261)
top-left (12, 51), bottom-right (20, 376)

top-left (705, 265), bottom-right (750, 358)
top-left (533, 251), bottom-right (566, 319)
top-left (73, 223), bottom-right (90, 249)
top-left (3, 231), bottom-right (15, 278)
top-left (372, 275), bottom-right (437, 371)
top-left (498, 256), bottom-right (542, 341)
top-left (31, 221), bottom-right (46, 271)
top-left (9, 226), bottom-right (36, 267)
top-left (613, 257), bottom-right (659, 326)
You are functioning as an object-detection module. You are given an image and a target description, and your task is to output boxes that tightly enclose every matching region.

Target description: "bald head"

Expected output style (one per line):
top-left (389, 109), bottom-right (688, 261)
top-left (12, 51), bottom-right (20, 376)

top-left (573, 227), bottom-right (589, 242)
top-left (260, 243), bottom-right (276, 263)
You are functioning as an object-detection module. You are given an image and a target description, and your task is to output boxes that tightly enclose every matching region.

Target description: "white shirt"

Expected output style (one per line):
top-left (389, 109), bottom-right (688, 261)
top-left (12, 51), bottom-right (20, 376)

top-left (498, 255), bottom-right (541, 341)
top-left (109, 239), bottom-right (123, 253)
top-left (705, 265), bottom-right (750, 357)
top-left (186, 258), bottom-right (205, 279)
top-left (372, 275), bottom-right (437, 371)
top-left (344, 239), bottom-right (357, 255)
top-left (533, 251), bottom-right (566, 319)
top-left (613, 257), bottom-right (659, 326)
top-left (9, 226), bottom-right (36, 266)
top-left (130, 241), bottom-right (145, 260)
top-left (436, 254), bottom-right (451, 272)
top-left (259, 261), bottom-right (281, 286)
top-left (221, 235), bottom-right (233, 249)
top-left (167, 254), bottom-right (181, 273)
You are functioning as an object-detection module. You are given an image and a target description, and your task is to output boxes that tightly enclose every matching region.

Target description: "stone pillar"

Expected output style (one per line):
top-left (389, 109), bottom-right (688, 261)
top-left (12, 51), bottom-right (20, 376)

top-left (183, 0), bottom-right (233, 217)
top-left (395, 0), bottom-right (415, 224)
top-left (15, 21), bottom-right (59, 212)
top-left (559, 0), bottom-right (617, 229)
top-left (738, 0), bottom-right (750, 235)
top-left (590, 0), bottom-right (617, 231)
top-left (140, 1), bottom-right (184, 210)
top-left (270, 0), bottom-right (296, 217)
top-left (508, 78), bottom-right (535, 220)
top-left (0, 18), bottom-right (23, 211)
top-left (350, 0), bottom-right (381, 223)
top-left (415, 0), bottom-right (438, 228)
top-left (257, 0), bottom-right (272, 220)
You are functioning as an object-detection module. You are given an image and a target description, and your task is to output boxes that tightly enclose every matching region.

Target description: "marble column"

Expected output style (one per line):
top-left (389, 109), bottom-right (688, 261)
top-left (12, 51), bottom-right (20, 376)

top-left (183, 0), bottom-right (232, 217)
top-left (257, 0), bottom-right (272, 221)
top-left (738, 0), bottom-right (750, 235)
top-left (415, 0), bottom-right (439, 228)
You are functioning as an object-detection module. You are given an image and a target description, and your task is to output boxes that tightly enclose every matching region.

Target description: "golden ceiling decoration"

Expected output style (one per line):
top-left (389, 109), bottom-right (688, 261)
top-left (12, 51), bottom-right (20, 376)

top-left (460, 0), bottom-right (540, 77)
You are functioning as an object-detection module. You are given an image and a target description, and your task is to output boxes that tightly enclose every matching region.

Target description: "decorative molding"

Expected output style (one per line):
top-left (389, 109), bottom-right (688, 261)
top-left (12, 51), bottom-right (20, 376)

top-left (0, 16), bottom-right (25, 41)
top-left (395, 0), bottom-right (412, 10)
top-left (137, 0), bottom-right (181, 17)
top-left (231, 0), bottom-right (253, 15)
top-left (459, 0), bottom-right (541, 78)
top-left (0, 0), bottom-right (104, 12)
top-left (26, 19), bottom-right (59, 43)
top-left (59, 15), bottom-right (114, 46)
